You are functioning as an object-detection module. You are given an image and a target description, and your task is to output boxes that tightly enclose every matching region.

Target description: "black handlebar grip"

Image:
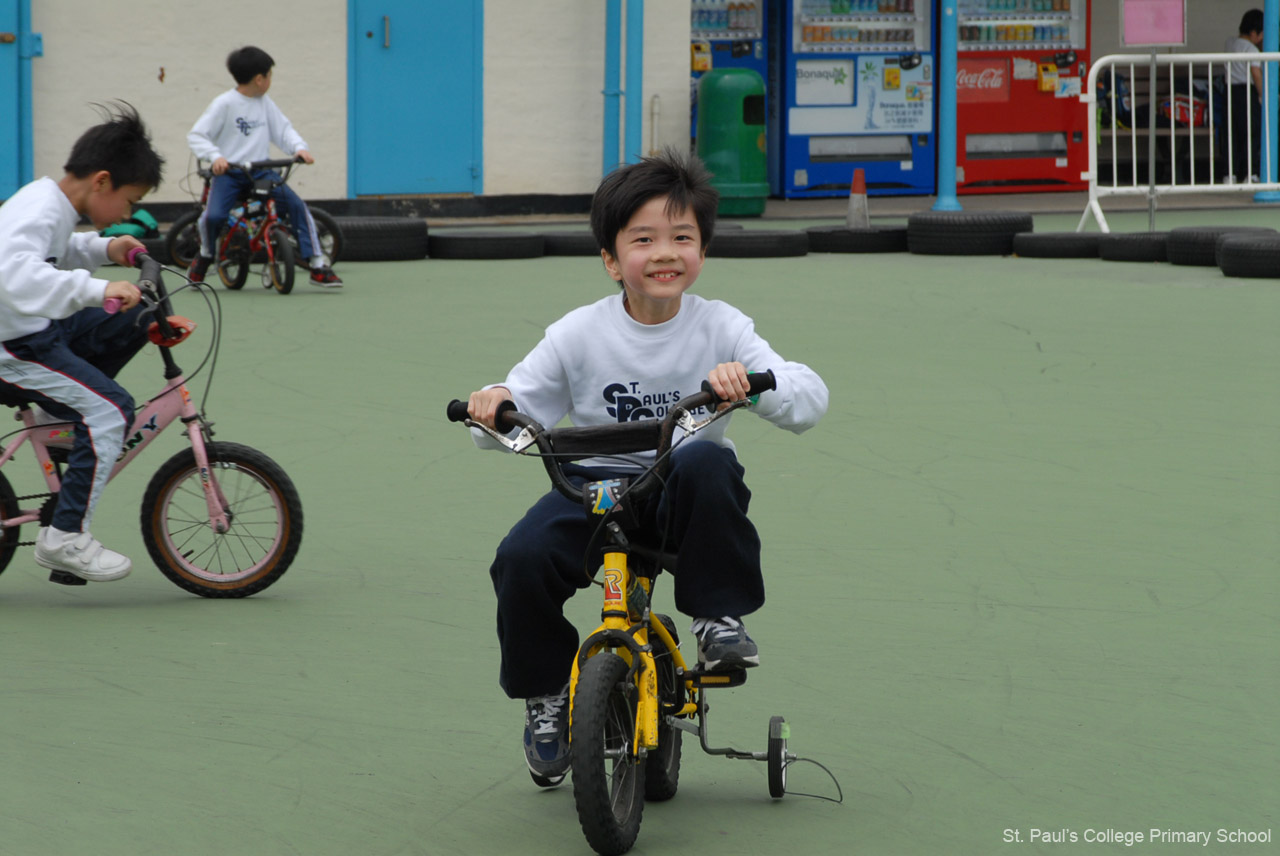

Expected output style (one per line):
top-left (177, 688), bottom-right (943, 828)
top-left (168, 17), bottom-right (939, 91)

top-left (446, 400), bottom-right (470, 422)
top-left (494, 400), bottom-right (518, 433)
top-left (700, 369), bottom-right (777, 404)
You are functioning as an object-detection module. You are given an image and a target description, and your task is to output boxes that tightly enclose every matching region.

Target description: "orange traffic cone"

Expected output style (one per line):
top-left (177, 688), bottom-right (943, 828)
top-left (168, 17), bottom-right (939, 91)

top-left (845, 168), bottom-right (869, 230)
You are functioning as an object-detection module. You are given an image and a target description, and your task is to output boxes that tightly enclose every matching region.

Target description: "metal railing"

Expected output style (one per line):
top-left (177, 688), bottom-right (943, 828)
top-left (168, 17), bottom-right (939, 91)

top-left (1078, 52), bottom-right (1280, 233)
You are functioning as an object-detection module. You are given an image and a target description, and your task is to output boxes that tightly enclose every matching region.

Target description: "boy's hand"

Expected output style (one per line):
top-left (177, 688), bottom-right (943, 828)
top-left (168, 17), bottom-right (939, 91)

top-left (296, 150), bottom-right (315, 165)
top-left (106, 236), bottom-right (145, 267)
top-left (467, 387), bottom-right (514, 430)
top-left (211, 157), bottom-right (230, 175)
top-left (104, 281), bottom-right (143, 312)
top-left (707, 362), bottom-right (751, 410)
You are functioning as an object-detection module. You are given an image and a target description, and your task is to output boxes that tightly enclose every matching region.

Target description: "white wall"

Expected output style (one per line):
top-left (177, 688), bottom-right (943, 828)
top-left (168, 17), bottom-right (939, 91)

top-left (26, 0), bottom-right (691, 204)
top-left (29, 0), bottom-right (347, 204)
top-left (1090, 2), bottom-right (1260, 56)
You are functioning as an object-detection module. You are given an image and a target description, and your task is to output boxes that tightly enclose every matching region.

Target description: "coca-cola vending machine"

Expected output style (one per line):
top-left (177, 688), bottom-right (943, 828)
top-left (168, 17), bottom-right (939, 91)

top-left (767, 0), bottom-right (937, 197)
top-left (954, 0), bottom-right (1091, 193)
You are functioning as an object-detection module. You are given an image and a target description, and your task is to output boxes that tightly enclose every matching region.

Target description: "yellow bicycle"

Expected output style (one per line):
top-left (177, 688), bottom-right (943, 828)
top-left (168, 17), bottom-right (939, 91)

top-left (449, 371), bottom-right (839, 856)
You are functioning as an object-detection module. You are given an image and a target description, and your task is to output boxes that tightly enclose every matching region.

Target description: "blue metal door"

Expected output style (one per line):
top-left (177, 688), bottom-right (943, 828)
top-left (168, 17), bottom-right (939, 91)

top-left (348, 1), bottom-right (482, 196)
top-left (1, 0), bottom-right (23, 198)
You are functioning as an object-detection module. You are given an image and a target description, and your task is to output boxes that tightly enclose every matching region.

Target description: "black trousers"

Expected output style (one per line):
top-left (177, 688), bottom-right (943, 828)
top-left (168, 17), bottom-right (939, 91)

top-left (1227, 84), bottom-right (1262, 179)
top-left (488, 441), bottom-right (763, 699)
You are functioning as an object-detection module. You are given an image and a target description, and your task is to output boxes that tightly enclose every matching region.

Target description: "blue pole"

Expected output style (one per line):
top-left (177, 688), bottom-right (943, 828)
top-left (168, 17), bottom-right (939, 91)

top-left (17, 0), bottom-right (42, 185)
top-left (603, 0), bottom-right (622, 175)
top-left (1254, 0), bottom-right (1279, 202)
top-left (932, 0), bottom-right (961, 211)
top-left (625, 0), bottom-right (645, 164)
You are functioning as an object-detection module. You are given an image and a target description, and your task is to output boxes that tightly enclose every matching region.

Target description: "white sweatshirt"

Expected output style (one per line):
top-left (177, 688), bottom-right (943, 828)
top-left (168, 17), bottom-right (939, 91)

top-left (0, 177), bottom-right (111, 342)
top-left (187, 89), bottom-right (308, 165)
top-left (475, 292), bottom-right (829, 468)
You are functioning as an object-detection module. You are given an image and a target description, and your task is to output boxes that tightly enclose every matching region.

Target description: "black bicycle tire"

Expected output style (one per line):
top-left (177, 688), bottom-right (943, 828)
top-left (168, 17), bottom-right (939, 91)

top-left (428, 229), bottom-right (545, 260)
top-left (268, 226), bottom-right (296, 294)
top-left (286, 206), bottom-right (344, 266)
top-left (1098, 232), bottom-right (1170, 262)
top-left (1217, 234), bottom-right (1280, 278)
top-left (706, 229), bottom-right (809, 258)
top-left (140, 442), bottom-right (303, 598)
top-left (1011, 232), bottom-right (1101, 259)
top-left (767, 715), bottom-right (788, 799)
top-left (1166, 226), bottom-right (1278, 266)
top-left (0, 471), bottom-right (20, 576)
top-left (165, 210), bottom-right (202, 269)
top-left (805, 224), bottom-right (908, 253)
top-left (572, 652), bottom-right (645, 856)
top-left (332, 216), bottom-right (429, 262)
top-left (217, 227), bottom-right (250, 290)
top-left (643, 615), bottom-right (683, 801)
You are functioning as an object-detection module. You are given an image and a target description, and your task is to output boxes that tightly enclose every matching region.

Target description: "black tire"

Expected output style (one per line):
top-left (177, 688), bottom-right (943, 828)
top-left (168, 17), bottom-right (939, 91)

top-left (140, 442), bottom-right (303, 598)
top-left (1218, 234), bottom-right (1280, 278)
top-left (0, 471), bottom-right (20, 577)
top-left (267, 226), bottom-right (296, 294)
top-left (541, 230), bottom-right (601, 257)
top-left (805, 225), bottom-right (908, 253)
top-left (644, 615), bottom-right (683, 802)
top-left (165, 210), bottom-right (202, 270)
top-left (1011, 231), bottom-right (1101, 259)
top-left (1166, 225), bottom-right (1278, 266)
top-left (428, 229), bottom-right (545, 260)
top-left (572, 652), bottom-right (645, 856)
top-left (907, 210), bottom-right (1033, 256)
top-left (332, 216), bottom-right (429, 261)
top-left (1098, 232), bottom-right (1169, 262)
top-left (767, 716), bottom-right (788, 799)
top-left (288, 207), bottom-right (344, 266)
top-left (706, 229), bottom-right (809, 258)
top-left (217, 226), bottom-right (250, 290)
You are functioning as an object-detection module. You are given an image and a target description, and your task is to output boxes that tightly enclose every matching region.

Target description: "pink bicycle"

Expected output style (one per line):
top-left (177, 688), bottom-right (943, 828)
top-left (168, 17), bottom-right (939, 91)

top-left (0, 250), bottom-right (303, 597)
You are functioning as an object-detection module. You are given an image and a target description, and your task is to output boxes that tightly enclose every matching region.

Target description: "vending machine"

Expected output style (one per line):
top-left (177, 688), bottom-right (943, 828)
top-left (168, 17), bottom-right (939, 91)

top-left (768, 0), bottom-right (936, 198)
top-left (691, 1), bottom-right (769, 146)
top-left (954, 0), bottom-right (1091, 193)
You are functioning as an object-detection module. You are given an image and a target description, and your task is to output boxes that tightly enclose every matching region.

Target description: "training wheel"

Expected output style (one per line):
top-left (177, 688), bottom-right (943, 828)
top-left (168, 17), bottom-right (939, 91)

top-left (767, 715), bottom-right (789, 798)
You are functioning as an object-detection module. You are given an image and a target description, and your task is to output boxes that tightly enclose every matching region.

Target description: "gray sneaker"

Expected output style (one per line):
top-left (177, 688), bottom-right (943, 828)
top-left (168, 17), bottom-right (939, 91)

top-left (691, 616), bottom-right (759, 671)
top-left (523, 683), bottom-right (570, 786)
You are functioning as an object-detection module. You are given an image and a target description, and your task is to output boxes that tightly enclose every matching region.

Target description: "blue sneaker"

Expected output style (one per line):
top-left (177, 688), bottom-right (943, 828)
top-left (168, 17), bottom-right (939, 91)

top-left (523, 683), bottom-right (570, 787)
top-left (691, 616), bottom-right (760, 671)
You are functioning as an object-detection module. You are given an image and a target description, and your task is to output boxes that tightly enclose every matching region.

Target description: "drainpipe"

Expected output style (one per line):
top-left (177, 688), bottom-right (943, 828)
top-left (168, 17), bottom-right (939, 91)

top-left (1255, 0), bottom-right (1279, 202)
top-left (932, 0), bottom-right (961, 211)
top-left (625, 0), bottom-right (644, 164)
top-left (603, 0), bottom-right (622, 175)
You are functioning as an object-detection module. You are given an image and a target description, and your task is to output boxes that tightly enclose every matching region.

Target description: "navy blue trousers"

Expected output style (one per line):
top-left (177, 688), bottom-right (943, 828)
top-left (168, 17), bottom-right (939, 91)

top-left (0, 306), bottom-right (149, 531)
top-left (489, 441), bottom-right (764, 699)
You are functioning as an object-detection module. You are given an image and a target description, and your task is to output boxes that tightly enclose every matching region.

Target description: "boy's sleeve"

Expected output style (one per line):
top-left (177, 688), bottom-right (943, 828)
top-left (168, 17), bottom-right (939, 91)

top-left (0, 219), bottom-right (108, 320)
top-left (264, 96), bottom-right (308, 156)
top-left (732, 321), bottom-right (829, 434)
top-left (188, 98), bottom-right (225, 161)
top-left (469, 334), bottom-right (572, 451)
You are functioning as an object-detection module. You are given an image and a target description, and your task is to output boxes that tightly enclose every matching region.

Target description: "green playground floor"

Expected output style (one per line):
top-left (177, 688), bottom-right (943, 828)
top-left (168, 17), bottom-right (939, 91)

top-left (0, 208), bottom-right (1276, 856)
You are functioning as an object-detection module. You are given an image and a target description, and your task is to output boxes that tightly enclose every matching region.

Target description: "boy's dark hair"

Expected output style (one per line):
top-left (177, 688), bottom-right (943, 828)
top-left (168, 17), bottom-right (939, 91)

top-left (227, 46), bottom-right (275, 85)
top-left (590, 148), bottom-right (719, 263)
top-left (1239, 9), bottom-right (1263, 34)
top-left (63, 102), bottom-right (164, 190)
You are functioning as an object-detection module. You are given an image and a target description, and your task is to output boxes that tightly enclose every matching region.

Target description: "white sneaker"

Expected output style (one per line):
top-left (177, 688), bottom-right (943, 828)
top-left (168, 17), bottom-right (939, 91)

top-left (33, 526), bottom-right (132, 582)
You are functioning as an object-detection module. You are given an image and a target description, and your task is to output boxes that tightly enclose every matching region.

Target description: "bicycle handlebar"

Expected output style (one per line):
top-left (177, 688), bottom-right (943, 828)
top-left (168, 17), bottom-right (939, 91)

top-left (446, 370), bottom-right (776, 506)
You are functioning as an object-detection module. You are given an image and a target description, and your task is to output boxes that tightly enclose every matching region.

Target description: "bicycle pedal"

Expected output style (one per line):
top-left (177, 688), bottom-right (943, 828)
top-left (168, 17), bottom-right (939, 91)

top-left (48, 570), bottom-right (87, 586)
top-left (687, 667), bottom-right (748, 689)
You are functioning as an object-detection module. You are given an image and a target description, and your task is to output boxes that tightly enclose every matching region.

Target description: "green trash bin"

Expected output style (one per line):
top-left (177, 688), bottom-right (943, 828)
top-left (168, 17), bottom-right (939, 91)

top-left (696, 69), bottom-right (768, 217)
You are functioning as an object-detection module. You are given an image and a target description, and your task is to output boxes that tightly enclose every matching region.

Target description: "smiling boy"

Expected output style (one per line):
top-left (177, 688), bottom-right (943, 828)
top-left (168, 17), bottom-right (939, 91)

top-left (459, 149), bottom-right (828, 787)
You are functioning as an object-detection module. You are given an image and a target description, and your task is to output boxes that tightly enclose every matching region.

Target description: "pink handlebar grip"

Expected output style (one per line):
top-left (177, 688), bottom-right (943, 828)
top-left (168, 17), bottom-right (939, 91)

top-left (103, 297), bottom-right (122, 314)
top-left (125, 246), bottom-right (147, 268)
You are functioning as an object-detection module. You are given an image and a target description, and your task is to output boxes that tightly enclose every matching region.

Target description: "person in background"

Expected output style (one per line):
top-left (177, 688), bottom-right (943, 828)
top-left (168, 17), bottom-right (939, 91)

top-left (186, 46), bottom-right (342, 287)
top-left (1224, 8), bottom-right (1265, 183)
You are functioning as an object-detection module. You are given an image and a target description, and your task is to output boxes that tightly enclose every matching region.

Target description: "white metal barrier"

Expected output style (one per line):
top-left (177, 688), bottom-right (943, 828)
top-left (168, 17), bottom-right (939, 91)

top-left (1078, 52), bottom-right (1280, 233)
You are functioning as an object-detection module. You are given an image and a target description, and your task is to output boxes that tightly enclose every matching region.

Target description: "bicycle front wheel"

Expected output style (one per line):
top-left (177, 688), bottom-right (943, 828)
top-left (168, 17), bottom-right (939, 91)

top-left (572, 652), bottom-right (646, 856)
top-left (267, 225), bottom-right (295, 294)
top-left (0, 471), bottom-right (20, 576)
top-left (140, 442), bottom-right (303, 598)
top-left (644, 615), bottom-right (683, 801)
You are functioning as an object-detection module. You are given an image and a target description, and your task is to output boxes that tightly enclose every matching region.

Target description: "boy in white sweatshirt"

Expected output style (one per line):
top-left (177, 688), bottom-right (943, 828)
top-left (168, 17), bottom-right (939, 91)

top-left (0, 103), bottom-right (163, 581)
top-left (459, 149), bottom-right (829, 786)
